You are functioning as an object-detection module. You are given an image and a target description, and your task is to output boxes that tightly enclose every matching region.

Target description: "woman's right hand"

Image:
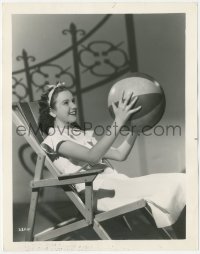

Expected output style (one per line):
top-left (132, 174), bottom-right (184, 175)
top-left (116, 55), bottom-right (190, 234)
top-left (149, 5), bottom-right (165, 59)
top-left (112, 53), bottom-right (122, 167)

top-left (112, 91), bottom-right (142, 125)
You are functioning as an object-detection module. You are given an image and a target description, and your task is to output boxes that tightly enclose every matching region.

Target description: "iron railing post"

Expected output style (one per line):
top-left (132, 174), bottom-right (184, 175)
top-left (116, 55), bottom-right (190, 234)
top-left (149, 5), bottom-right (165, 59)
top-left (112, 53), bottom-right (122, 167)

top-left (70, 23), bottom-right (84, 127)
top-left (22, 49), bottom-right (34, 101)
top-left (125, 14), bottom-right (138, 72)
top-left (125, 14), bottom-right (148, 175)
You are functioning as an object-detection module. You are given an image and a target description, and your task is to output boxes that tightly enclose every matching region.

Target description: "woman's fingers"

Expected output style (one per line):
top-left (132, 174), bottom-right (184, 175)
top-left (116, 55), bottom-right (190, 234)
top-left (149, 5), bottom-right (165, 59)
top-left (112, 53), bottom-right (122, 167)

top-left (129, 105), bottom-right (142, 115)
top-left (119, 90), bottom-right (125, 107)
top-left (126, 95), bottom-right (138, 110)
top-left (121, 90), bottom-right (125, 103)
top-left (121, 91), bottom-right (133, 107)
top-left (119, 90), bottom-right (136, 107)
top-left (112, 102), bottom-right (117, 113)
top-left (127, 92), bottom-right (134, 105)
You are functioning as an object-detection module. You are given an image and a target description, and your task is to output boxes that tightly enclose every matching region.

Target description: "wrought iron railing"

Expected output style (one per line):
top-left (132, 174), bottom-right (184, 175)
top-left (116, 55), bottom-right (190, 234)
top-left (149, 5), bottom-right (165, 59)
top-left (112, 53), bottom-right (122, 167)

top-left (12, 14), bottom-right (137, 123)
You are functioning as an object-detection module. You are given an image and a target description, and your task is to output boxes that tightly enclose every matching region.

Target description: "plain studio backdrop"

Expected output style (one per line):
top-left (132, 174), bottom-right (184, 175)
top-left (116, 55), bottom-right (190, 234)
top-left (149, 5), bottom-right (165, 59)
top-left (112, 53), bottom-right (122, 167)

top-left (12, 14), bottom-right (185, 237)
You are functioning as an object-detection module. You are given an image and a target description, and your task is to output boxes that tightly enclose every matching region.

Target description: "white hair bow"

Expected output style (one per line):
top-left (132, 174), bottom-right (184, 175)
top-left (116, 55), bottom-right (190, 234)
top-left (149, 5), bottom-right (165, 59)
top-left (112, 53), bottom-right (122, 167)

top-left (47, 81), bottom-right (65, 106)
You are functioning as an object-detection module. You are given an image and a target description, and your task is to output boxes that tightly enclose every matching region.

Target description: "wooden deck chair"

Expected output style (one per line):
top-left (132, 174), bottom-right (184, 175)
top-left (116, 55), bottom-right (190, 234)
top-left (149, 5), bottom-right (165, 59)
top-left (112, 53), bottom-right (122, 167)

top-left (12, 101), bottom-right (178, 241)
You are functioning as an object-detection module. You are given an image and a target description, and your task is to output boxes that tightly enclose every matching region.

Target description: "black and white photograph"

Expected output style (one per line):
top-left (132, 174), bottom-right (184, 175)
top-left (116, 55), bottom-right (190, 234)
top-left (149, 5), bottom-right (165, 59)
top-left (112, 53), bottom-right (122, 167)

top-left (2, 2), bottom-right (198, 252)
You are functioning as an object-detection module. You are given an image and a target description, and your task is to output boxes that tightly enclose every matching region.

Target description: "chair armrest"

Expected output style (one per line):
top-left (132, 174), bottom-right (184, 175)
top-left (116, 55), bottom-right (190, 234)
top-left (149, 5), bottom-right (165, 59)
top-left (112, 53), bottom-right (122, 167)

top-left (31, 165), bottom-right (105, 189)
top-left (57, 163), bottom-right (107, 180)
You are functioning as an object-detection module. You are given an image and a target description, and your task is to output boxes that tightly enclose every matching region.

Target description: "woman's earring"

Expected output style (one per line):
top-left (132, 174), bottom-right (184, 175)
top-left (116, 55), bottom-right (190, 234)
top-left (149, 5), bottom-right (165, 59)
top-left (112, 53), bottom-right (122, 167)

top-left (49, 109), bottom-right (56, 118)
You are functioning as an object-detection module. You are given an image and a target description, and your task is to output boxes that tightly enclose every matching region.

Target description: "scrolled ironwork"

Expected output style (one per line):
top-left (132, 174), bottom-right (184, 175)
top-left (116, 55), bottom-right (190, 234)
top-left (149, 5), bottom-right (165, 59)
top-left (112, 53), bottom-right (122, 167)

top-left (54, 66), bottom-right (76, 89)
top-left (12, 15), bottom-right (112, 75)
top-left (18, 143), bottom-right (36, 177)
top-left (30, 64), bottom-right (76, 93)
top-left (62, 28), bottom-right (70, 36)
top-left (78, 40), bottom-right (129, 77)
top-left (63, 26), bottom-right (86, 38)
top-left (16, 52), bottom-right (36, 63)
top-left (12, 77), bottom-right (28, 101)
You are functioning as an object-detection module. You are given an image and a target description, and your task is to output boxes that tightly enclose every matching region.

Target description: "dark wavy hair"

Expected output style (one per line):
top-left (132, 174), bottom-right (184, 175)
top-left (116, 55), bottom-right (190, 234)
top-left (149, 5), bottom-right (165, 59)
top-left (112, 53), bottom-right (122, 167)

top-left (38, 85), bottom-right (81, 135)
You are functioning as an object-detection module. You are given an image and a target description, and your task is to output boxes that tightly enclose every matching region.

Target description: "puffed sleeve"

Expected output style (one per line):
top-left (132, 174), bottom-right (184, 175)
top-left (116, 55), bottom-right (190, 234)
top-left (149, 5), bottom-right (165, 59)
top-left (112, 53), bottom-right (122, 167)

top-left (41, 128), bottom-right (71, 160)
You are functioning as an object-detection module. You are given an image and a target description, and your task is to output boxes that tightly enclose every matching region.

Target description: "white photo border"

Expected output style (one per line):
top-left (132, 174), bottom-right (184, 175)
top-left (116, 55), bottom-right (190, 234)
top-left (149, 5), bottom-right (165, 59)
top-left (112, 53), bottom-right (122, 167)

top-left (2, 2), bottom-right (198, 251)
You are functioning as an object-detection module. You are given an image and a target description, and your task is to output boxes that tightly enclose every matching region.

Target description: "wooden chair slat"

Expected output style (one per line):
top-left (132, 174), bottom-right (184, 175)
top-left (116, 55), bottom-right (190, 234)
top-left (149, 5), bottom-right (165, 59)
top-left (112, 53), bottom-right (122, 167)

top-left (18, 102), bottom-right (44, 144)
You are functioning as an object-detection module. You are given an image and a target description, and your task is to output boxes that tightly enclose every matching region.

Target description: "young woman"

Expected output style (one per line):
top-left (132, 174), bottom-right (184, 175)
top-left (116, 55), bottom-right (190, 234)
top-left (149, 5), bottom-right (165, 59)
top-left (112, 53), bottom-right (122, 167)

top-left (39, 82), bottom-right (185, 229)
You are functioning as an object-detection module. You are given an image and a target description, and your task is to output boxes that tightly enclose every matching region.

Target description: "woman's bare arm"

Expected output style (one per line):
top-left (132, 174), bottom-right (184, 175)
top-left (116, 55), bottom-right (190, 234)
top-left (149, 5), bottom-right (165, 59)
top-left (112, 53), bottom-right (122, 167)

top-left (103, 131), bottom-right (138, 161)
top-left (58, 118), bottom-right (124, 164)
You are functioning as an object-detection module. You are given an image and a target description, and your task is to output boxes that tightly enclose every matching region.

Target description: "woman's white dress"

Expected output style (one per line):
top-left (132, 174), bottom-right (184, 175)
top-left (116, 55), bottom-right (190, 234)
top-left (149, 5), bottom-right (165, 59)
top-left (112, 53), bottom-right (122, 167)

top-left (41, 127), bottom-right (186, 228)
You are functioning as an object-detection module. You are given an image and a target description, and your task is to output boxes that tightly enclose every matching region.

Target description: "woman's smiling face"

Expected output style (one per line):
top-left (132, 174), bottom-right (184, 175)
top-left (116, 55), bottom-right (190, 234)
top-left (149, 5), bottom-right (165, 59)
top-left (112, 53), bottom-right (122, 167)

top-left (53, 90), bottom-right (77, 125)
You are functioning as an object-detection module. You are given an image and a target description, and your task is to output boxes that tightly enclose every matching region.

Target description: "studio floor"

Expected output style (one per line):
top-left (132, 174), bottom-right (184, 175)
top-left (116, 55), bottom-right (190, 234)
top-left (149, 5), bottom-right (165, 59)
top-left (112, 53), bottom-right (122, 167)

top-left (13, 202), bottom-right (186, 241)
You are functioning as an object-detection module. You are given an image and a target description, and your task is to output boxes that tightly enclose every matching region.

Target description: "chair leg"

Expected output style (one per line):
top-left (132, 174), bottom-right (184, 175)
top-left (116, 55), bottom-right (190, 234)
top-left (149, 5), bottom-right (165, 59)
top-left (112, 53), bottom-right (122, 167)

top-left (25, 154), bottom-right (45, 241)
top-left (93, 219), bottom-right (111, 240)
top-left (25, 189), bottom-right (40, 241)
top-left (85, 182), bottom-right (94, 224)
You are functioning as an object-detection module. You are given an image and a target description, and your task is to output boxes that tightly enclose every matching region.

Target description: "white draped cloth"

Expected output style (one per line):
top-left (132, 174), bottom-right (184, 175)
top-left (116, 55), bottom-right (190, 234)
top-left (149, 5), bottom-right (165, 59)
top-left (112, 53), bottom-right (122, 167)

top-left (91, 168), bottom-right (185, 228)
